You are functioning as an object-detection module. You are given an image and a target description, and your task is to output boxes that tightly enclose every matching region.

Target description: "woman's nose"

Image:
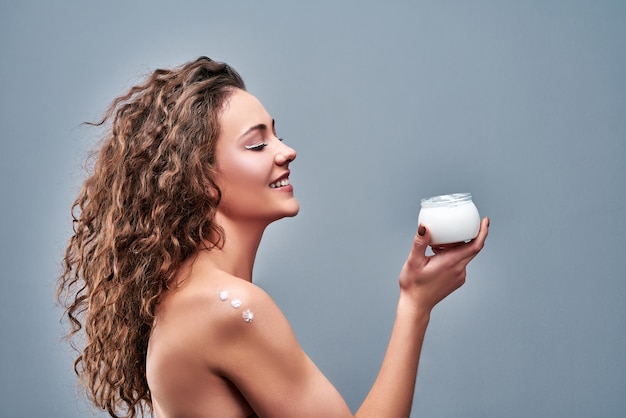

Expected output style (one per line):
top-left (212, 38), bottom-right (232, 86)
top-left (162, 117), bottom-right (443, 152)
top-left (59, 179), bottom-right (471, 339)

top-left (275, 142), bottom-right (296, 166)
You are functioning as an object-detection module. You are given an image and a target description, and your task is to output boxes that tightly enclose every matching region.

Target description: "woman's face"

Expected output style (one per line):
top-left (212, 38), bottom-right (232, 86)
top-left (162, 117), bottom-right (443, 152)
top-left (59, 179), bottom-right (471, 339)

top-left (214, 88), bottom-right (299, 224)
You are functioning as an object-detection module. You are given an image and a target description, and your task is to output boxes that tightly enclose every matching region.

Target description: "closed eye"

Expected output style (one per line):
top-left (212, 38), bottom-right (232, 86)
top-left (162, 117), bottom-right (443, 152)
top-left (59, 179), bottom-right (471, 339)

top-left (245, 143), bottom-right (268, 151)
top-left (245, 137), bottom-right (284, 151)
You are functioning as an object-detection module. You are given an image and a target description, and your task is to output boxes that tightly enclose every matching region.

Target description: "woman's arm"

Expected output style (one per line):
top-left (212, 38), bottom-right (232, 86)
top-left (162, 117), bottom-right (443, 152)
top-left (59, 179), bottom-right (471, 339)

top-left (212, 218), bottom-right (489, 418)
top-left (356, 217), bottom-right (489, 417)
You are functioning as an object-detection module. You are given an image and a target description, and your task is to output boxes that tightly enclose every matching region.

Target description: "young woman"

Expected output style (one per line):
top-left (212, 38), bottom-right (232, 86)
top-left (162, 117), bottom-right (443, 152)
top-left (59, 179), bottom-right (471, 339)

top-left (57, 56), bottom-right (490, 418)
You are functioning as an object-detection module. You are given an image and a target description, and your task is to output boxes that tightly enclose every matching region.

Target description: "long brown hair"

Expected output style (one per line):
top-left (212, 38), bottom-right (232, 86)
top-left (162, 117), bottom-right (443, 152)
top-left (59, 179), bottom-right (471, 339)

top-left (57, 56), bottom-right (245, 417)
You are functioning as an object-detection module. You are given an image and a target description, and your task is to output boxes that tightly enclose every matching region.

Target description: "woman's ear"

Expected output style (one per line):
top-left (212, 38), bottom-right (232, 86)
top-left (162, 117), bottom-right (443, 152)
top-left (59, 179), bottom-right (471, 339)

top-left (206, 184), bottom-right (221, 202)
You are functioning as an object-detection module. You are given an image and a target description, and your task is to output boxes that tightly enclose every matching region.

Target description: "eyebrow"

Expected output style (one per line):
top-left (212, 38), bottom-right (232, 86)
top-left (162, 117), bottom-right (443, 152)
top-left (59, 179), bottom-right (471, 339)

top-left (238, 119), bottom-right (275, 141)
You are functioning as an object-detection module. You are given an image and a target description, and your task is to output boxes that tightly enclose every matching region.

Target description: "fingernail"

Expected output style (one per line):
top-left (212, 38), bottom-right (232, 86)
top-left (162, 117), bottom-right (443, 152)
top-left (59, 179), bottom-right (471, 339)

top-left (487, 217), bottom-right (490, 227)
top-left (418, 225), bottom-right (426, 236)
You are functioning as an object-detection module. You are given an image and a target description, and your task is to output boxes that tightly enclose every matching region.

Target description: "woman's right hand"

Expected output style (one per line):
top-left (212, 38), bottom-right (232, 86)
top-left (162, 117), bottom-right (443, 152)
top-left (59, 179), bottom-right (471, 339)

top-left (398, 217), bottom-right (490, 315)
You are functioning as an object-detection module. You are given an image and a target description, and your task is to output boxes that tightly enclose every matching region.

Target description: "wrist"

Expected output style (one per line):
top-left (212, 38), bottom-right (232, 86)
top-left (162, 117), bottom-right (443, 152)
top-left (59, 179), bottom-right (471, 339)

top-left (397, 292), bottom-right (431, 325)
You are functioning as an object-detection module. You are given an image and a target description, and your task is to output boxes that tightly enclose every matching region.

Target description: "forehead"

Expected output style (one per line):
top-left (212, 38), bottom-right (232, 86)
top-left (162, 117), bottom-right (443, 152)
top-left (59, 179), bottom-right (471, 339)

top-left (219, 88), bottom-right (272, 138)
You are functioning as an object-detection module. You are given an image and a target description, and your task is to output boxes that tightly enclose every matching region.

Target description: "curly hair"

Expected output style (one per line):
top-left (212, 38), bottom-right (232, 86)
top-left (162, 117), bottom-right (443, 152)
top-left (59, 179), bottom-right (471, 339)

top-left (56, 56), bottom-right (246, 418)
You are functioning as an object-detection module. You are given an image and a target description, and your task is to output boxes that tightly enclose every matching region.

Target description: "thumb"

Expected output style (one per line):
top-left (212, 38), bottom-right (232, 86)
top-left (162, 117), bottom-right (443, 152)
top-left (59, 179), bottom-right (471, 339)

top-left (409, 223), bottom-right (430, 262)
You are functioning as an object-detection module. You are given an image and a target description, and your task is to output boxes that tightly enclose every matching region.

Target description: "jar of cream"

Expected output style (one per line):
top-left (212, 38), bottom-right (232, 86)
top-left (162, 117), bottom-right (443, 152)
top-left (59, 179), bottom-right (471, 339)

top-left (417, 193), bottom-right (480, 246)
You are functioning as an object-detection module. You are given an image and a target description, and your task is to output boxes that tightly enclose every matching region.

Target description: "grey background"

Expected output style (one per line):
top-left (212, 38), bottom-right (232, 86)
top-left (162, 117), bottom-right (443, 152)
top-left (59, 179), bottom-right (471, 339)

top-left (1, 0), bottom-right (624, 417)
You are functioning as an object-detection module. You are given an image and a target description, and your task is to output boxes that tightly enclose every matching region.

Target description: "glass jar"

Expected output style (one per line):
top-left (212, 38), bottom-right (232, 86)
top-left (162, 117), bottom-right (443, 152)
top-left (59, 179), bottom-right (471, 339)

top-left (417, 193), bottom-right (480, 245)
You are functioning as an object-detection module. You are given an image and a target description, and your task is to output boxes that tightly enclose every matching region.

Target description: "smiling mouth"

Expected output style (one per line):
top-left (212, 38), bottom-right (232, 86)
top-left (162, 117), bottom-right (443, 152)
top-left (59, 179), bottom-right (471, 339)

top-left (269, 178), bottom-right (291, 189)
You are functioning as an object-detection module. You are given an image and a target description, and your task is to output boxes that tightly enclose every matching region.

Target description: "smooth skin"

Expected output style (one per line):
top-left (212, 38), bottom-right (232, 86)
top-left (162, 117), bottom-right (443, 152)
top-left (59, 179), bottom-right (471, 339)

top-left (146, 89), bottom-right (490, 418)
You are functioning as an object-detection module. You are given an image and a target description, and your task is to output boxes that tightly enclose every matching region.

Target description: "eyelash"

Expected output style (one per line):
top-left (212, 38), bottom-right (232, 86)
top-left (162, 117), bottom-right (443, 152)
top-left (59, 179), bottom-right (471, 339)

top-left (245, 143), bottom-right (267, 151)
top-left (245, 138), bottom-right (284, 151)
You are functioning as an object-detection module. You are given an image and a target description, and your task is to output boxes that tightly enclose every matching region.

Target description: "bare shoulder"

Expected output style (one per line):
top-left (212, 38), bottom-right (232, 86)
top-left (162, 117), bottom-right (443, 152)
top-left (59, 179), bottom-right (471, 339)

top-left (162, 259), bottom-right (292, 349)
top-left (206, 275), bottom-right (353, 417)
top-left (210, 273), bottom-right (282, 329)
top-left (154, 258), bottom-right (353, 417)
top-left (148, 266), bottom-right (271, 417)
top-left (207, 272), bottom-right (296, 346)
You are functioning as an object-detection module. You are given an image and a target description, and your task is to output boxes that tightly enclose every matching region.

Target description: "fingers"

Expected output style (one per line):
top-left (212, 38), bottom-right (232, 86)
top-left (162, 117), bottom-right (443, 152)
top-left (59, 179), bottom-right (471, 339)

top-left (431, 217), bottom-right (490, 261)
top-left (406, 217), bottom-right (489, 271)
top-left (470, 217), bottom-right (490, 252)
top-left (431, 241), bottom-right (464, 254)
top-left (456, 217), bottom-right (490, 262)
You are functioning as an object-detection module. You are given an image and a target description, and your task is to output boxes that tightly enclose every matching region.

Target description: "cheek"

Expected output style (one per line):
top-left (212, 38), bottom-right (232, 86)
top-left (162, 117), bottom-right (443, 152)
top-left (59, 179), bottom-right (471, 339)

top-left (220, 154), bottom-right (268, 191)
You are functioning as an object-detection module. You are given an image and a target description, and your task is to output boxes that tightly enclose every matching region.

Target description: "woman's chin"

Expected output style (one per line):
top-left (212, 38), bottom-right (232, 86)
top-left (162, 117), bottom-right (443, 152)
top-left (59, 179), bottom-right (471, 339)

top-left (275, 202), bottom-right (300, 221)
top-left (283, 205), bottom-right (300, 219)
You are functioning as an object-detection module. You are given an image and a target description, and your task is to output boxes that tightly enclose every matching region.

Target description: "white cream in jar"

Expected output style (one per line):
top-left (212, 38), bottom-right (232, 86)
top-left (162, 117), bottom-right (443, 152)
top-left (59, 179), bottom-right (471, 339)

top-left (417, 193), bottom-right (480, 246)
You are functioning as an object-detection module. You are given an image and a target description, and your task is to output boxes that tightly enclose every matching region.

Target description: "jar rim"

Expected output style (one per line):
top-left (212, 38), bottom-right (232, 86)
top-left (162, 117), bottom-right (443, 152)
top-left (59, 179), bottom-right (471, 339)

top-left (420, 193), bottom-right (473, 207)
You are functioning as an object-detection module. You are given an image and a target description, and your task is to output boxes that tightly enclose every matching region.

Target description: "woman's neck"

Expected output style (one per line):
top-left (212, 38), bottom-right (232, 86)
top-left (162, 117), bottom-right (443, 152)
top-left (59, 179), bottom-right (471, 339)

top-left (203, 213), bottom-right (267, 282)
